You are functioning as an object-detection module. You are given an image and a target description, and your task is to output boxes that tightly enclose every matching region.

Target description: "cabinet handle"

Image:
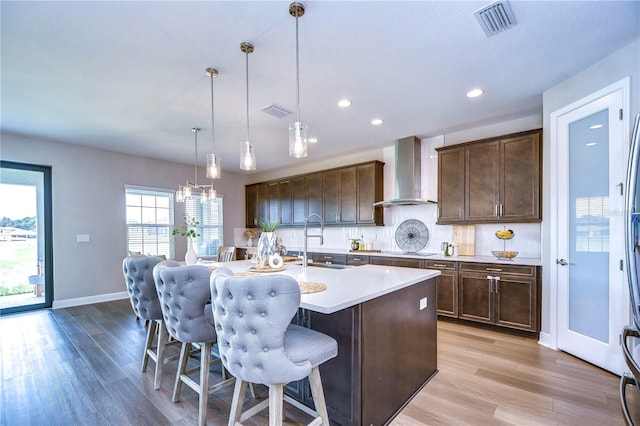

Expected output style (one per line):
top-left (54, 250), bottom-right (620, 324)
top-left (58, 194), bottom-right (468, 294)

top-left (495, 204), bottom-right (498, 217)
top-left (486, 267), bottom-right (502, 272)
top-left (323, 256), bottom-right (332, 260)
top-left (499, 204), bottom-right (504, 217)
top-left (487, 276), bottom-right (494, 292)
top-left (336, 214), bottom-right (339, 222)
top-left (495, 276), bottom-right (500, 293)
top-left (433, 263), bottom-right (448, 268)
top-left (352, 258), bottom-right (362, 261)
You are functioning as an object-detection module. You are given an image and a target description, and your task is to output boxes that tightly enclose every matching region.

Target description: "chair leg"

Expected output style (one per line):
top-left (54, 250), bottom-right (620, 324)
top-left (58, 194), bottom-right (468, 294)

top-left (173, 342), bottom-right (191, 403)
top-left (308, 366), bottom-right (330, 426)
top-left (268, 384), bottom-right (284, 426)
top-left (154, 320), bottom-right (169, 390)
top-left (198, 341), bottom-right (212, 426)
top-left (141, 320), bottom-right (157, 372)
top-left (228, 379), bottom-right (248, 426)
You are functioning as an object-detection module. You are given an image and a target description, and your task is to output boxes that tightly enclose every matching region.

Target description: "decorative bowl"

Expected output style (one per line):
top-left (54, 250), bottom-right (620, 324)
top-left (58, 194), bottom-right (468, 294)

top-left (492, 250), bottom-right (519, 260)
top-left (495, 229), bottom-right (515, 240)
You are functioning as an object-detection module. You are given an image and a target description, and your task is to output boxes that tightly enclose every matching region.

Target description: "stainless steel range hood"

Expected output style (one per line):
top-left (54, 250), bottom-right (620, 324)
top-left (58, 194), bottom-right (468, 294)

top-left (374, 136), bottom-right (437, 207)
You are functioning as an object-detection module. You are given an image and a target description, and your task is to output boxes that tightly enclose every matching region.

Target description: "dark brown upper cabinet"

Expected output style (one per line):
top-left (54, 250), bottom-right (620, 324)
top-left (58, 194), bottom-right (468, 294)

top-left (436, 129), bottom-right (541, 224)
top-left (245, 161), bottom-right (384, 228)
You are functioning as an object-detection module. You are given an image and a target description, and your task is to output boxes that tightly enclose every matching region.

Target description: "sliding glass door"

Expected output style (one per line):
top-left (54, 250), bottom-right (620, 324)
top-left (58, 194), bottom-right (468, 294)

top-left (0, 161), bottom-right (52, 314)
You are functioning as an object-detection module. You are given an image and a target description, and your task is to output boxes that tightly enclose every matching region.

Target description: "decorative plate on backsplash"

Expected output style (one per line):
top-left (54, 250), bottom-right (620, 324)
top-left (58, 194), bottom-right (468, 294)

top-left (395, 219), bottom-right (429, 253)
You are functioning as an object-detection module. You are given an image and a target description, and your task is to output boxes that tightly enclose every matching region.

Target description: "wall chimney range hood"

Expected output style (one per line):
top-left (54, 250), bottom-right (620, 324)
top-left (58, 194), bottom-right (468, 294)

top-left (374, 136), bottom-right (436, 207)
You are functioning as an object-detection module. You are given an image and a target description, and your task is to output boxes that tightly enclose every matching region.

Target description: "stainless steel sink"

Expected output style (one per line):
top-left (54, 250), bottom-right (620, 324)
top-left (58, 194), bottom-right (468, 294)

top-left (304, 262), bottom-right (350, 270)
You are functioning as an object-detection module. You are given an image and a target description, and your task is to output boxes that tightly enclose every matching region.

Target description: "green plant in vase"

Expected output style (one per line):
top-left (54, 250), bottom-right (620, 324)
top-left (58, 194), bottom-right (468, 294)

top-left (256, 219), bottom-right (279, 269)
top-left (259, 219), bottom-right (278, 232)
top-left (173, 214), bottom-right (200, 264)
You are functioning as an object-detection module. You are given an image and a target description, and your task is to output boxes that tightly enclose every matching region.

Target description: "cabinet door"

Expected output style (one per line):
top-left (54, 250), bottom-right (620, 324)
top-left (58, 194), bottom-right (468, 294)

top-left (499, 132), bottom-right (541, 221)
top-left (465, 141), bottom-right (500, 222)
top-left (437, 146), bottom-right (465, 223)
top-left (268, 183), bottom-right (280, 225)
top-left (307, 173), bottom-right (323, 219)
top-left (339, 167), bottom-right (357, 224)
top-left (458, 272), bottom-right (492, 324)
top-left (245, 184), bottom-right (258, 227)
top-left (292, 177), bottom-right (307, 225)
top-left (357, 163), bottom-right (383, 224)
top-left (279, 180), bottom-right (292, 226)
top-left (323, 171), bottom-right (339, 224)
top-left (257, 183), bottom-right (269, 225)
top-left (370, 257), bottom-right (423, 269)
top-left (436, 271), bottom-right (458, 318)
top-left (347, 254), bottom-right (370, 266)
top-left (494, 276), bottom-right (538, 331)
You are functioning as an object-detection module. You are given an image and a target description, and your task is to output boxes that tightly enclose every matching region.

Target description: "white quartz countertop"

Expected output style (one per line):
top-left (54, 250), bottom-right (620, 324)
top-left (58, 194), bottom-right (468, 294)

top-left (208, 260), bottom-right (440, 314)
top-left (297, 248), bottom-right (542, 266)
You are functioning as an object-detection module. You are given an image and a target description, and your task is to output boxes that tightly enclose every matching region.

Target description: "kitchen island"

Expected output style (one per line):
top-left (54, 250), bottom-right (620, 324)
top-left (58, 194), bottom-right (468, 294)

top-left (211, 260), bottom-right (440, 426)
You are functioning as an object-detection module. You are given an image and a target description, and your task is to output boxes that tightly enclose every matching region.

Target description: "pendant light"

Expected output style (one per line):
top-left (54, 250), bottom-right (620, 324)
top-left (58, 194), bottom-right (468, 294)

top-left (206, 68), bottom-right (222, 179)
top-left (240, 42), bottom-right (256, 171)
top-left (288, 2), bottom-right (308, 159)
top-left (176, 128), bottom-right (216, 204)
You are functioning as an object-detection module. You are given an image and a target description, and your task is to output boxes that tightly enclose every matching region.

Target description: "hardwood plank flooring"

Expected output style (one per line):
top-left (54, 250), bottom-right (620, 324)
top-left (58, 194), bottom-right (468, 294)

top-left (1, 300), bottom-right (639, 425)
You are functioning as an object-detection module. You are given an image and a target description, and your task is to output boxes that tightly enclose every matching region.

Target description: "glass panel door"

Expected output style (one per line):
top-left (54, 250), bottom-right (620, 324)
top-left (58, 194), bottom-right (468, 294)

top-left (0, 161), bottom-right (52, 314)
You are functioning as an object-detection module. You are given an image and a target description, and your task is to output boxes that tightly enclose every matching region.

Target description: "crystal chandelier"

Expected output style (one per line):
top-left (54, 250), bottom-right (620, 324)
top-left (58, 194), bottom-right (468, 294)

top-left (240, 42), bottom-right (256, 170)
top-left (288, 2), bottom-right (308, 159)
top-left (176, 128), bottom-right (216, 204)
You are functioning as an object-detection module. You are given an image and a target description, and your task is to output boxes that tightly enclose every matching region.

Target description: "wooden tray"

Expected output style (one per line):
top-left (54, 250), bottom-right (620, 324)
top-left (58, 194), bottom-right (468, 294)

top-left (247, 265), bottom-right (286, 273)
top-left (348, 249), bottom-right (381, 253)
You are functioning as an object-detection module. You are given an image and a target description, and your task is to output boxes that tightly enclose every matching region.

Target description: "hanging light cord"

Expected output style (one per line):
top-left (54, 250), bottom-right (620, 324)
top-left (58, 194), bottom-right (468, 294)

top-left (245, 49), bottom-right (250, 142)
top-left (295, 11), bottom-right (301, 122)
top-left (193, 128), bottom-right (199, 186)
top-left (210, 76), bottom-right (216, 156)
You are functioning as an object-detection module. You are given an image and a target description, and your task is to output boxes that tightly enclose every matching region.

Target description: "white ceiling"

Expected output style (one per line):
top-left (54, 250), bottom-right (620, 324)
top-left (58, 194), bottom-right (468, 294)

top-left (2, 1), bottom-right (639, 174)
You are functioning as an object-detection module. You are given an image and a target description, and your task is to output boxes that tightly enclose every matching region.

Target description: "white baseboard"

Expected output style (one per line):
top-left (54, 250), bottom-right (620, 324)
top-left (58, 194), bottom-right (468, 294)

top-left (52, 291), bottom-right (129, 309)
top-left (538, 331), bottom-right (555, 349)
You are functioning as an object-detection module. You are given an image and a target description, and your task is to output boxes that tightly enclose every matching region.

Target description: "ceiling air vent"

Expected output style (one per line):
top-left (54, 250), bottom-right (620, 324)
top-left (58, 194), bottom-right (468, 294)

top-left (474, 0), bottom-right (517, 37)
top-left (261, 104), bottom-right (292, 119)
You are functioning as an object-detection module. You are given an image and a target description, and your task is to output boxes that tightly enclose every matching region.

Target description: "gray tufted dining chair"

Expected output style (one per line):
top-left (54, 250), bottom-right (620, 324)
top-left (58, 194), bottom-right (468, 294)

top-left (210, 268), bottom-right (338, 426)
top-left (154, 264), bottom-right (236, 426)
top-left (123, 256), bottom-right (180, 390)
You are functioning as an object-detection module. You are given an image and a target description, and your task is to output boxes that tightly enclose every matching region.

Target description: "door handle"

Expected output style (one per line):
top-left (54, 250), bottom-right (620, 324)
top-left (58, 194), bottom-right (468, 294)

top-left (556, 258), bottom-right (569, 266)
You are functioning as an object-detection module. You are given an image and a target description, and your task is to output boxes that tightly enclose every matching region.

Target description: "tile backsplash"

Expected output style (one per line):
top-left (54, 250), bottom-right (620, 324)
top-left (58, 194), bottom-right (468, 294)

top-left (263, 203), bottom-right (541, 259)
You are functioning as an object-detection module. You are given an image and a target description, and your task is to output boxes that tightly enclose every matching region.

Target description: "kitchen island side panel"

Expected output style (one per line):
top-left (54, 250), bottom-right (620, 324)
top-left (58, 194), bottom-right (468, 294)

top-left (361, 277), bottom-right (438, 426)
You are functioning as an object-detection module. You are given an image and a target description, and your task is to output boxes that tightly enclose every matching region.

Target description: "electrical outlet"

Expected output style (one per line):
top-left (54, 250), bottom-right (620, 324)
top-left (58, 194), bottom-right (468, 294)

top-left (420, 297), bottom-right (427, 310)
top-left (76, 234), bottom-right (90, 243)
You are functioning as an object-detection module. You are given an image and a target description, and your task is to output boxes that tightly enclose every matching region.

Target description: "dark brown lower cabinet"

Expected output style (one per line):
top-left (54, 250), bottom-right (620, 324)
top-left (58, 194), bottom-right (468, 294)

top-left (458, 262), bottom-right (538, 332)
top-left (287, 278), bottom-right (438, 426)
top-left (425, 260), bottom-right (458, 318)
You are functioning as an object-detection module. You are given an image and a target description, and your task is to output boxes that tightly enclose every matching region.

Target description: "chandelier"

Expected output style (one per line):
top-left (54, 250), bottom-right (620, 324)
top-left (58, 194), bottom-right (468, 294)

top-left (288, 2), bottom-right (308, 159)
top-left (176, 128), bottom-right (216, 204)
top-left (240, 42), bottom-right (256, 170)
top-left (206, 67), bottom-right (222, 179)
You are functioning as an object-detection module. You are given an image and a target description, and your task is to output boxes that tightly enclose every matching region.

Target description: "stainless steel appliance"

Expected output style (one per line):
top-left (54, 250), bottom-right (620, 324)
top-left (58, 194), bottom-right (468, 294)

top-left (621, 112), bottom-right (640, 424)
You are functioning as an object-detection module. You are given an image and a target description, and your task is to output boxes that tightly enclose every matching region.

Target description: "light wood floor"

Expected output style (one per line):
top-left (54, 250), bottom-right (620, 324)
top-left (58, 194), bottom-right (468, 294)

top-left (1, 299), bottom-right (639, 425)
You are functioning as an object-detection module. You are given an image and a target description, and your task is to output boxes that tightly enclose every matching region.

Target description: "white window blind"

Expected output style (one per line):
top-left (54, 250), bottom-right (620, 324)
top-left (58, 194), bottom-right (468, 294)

top-left (125, 187), bottom-right (174, 258)
top-left (186, 195), bottom-right (223, 257)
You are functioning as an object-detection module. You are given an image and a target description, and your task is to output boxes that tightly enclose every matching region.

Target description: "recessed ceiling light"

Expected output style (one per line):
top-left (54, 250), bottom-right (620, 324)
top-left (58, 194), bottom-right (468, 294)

top-left (308, 137), bottom-right (318, 143)
top-left (466, 88), bottom-right (484, 98)
top-left (589, 124), bottom-right (603, 129)
top-left (371, 118), bottom-right (384, 126)
top-left (586, 142), bottom-right (597, 147)
top-left (337, 99), bottom-right (352, 108)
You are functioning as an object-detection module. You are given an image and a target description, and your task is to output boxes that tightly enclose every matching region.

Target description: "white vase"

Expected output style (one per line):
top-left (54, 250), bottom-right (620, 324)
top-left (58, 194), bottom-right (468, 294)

top-left (247, 238), bottom-right (253, 247)
top-left (185, 238), bottom-right (198, 265)
top-left (256, 231), bottom-right (277, 269)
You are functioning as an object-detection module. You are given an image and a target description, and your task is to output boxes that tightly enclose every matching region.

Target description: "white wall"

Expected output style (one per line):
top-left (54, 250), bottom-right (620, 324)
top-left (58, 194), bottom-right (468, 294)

top-left (541, 38), bottom-right (640, 337)
top-left (1, 132), bottom-right (246, 305)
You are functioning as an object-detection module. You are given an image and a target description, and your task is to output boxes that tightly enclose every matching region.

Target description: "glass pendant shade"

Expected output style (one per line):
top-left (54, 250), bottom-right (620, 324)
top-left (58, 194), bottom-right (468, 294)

top-left (200, 189), bottom-right (208, 204)
top-left (208, 188), bottom-right (217, 199)
top-left (289, 121), bottom-right (308, 158)
top-left (206, 153), bottom-right (221, 179)
top-left (240, 140), bottom-right (256, 171)
top-left (176, 187), bottom-right (185, 203)
top-left (183, 185), bottom-right (192, 200)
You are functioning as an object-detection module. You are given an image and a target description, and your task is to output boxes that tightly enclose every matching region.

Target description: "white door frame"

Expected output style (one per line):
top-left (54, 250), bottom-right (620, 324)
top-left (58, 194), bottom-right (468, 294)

top-left (548, 77), bottom-right (630, 364)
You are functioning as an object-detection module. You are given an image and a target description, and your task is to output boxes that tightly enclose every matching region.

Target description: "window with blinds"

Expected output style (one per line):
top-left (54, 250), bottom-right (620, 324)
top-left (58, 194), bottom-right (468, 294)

top-left (186, 195), bottom-right (224, 257)
top-left (125, 187), bottom-right (174, 258)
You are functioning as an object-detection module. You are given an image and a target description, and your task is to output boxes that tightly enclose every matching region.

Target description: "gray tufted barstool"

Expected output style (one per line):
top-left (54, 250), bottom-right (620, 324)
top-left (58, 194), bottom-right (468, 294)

top-left (123, 256), bottom-right (180, 390)
top-left (211, 268), bottom-right (338, 426)
top-left (154, 264), bottom-right (236, 426)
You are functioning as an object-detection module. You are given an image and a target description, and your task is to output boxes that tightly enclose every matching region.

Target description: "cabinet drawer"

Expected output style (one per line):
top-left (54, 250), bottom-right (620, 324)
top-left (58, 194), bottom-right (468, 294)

top-left (459, 262), bottom-right (535, 277)
top-left (370, 257), bottom-right (424, 269)
top-left (312, 252), bottom-right (347, 265)
top-left (425, 260), bottom-right (457, 270)
top-left (347, 255), bottom-right (370, 266)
